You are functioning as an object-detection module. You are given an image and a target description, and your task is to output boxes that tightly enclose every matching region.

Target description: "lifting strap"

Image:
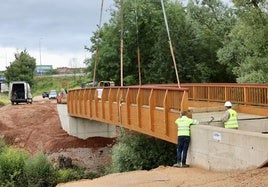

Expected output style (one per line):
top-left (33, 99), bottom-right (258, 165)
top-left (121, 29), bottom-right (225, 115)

top-left (135, 0), bottom-right (142, 85)
top-left (92, 0), bottom-right (104, 87)
top-left (120, 0), bottom-right (124, 86)
top-left (160, 0), bottom-right (181, 88)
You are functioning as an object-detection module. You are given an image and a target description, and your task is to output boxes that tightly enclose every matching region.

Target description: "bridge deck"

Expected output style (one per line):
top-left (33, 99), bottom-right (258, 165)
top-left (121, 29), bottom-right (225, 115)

top-left (67, 83), bottom-right (268, 143)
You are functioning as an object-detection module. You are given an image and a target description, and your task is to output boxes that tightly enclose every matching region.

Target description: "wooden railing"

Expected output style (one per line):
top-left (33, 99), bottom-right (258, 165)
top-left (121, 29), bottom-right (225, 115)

top-left (67, 83), bottom-right (268, 143)
top-left (181, 83), bottom-right (268, 107)
top-left (67, 86), bottom-right (189, 143)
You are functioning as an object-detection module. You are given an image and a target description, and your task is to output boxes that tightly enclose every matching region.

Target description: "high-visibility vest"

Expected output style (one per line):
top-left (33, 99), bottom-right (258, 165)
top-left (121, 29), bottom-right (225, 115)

top-left (224, 109), bottom-right (238, 129)
top-left (175, 116), bottom-right (199, 136)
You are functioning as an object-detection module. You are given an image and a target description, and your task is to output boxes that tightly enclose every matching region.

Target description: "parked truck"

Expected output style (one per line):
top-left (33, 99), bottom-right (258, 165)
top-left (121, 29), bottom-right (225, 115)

top-left (9, 81), bottom-right (33, 105)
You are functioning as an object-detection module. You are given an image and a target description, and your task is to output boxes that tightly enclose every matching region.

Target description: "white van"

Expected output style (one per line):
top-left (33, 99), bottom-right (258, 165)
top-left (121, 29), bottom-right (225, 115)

top-left (9, 81), bottom-right (33, 104)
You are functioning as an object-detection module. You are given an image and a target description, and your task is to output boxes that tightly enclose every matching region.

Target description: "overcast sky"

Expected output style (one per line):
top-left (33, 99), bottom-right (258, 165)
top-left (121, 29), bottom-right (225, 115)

top-left (0, 0), bottom-right (114, 71)
top-left (0, 0), bottom-right (232, 71)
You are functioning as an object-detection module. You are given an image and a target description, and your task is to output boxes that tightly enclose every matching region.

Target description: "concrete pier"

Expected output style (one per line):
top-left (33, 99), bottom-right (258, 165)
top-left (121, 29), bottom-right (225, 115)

top-left (57, 104), bottom-right (116, 139)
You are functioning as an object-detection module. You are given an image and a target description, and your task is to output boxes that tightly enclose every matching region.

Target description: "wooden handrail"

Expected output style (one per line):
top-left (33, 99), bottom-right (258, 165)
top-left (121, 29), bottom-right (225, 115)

top-left (67, 83), bottom-right (268, 143)
top-left (67, 86), bottom-right (189, 143)
top-left (148, 83), bottom-right (268, 107)
top-left (180, 83), bottom-right (268, 107)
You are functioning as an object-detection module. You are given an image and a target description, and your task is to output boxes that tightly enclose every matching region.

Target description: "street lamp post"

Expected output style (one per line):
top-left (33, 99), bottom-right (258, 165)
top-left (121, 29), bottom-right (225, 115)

top-left (39, 38), bottom-right (42, 66)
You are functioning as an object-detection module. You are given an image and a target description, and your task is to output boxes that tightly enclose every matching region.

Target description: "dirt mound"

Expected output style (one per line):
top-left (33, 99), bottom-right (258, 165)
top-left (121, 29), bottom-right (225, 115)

top-left (0, 98), bottom-right (114, 170)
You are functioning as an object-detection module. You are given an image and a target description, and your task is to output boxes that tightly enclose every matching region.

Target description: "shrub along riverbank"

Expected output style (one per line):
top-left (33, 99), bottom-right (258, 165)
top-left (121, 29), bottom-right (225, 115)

top-left (0, 139), bottom-right (100, 187)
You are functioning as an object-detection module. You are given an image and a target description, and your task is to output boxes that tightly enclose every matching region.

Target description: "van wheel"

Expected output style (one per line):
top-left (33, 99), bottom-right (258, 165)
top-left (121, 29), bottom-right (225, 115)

top-left (11, 102), bottom-right (14, 105)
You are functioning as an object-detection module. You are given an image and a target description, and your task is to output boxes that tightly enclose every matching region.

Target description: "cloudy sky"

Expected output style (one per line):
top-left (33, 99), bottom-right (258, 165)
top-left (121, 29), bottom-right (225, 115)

top-left (0, 0), bottom-right (115, 71)
top-left (0, 0), bottom-right (233, 72)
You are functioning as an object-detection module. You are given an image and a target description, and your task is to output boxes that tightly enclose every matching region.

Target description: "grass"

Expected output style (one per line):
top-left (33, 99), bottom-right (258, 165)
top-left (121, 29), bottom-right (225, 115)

top-left (0, 92), bottom-right (10, 105)
top-left (32, 75), bottom-right (88, 96)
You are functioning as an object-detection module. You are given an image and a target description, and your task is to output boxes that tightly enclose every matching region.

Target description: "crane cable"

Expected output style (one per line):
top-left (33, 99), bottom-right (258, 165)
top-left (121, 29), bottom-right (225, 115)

top-left (92, 0), bottom-right (104, 87)
top-left (120, 0), bottom-right (124, 87)
top-left (135, 0), bottom-right (142, 85)
top-left (160, 0), bottom-right (181, 88)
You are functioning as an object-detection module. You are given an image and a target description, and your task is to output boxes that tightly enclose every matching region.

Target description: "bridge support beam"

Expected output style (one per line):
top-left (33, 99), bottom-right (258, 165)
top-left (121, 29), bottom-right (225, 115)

top-left (57, 104), bottom-right (117, 139)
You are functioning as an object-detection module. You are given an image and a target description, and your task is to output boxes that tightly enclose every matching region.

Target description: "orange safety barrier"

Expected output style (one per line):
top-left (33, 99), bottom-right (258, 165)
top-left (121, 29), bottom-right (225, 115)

top-left (67, 86), bottom-right (189, 143)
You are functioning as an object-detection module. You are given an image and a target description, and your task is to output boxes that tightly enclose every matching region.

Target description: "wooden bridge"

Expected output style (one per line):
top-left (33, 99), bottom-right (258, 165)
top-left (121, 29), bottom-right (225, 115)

top-left (67, 83), bottom-right (268, 144)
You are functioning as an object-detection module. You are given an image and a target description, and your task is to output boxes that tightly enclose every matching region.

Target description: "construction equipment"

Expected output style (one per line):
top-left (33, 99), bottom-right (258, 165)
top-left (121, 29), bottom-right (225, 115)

top-left (208, 116), bottom-right (215, 124)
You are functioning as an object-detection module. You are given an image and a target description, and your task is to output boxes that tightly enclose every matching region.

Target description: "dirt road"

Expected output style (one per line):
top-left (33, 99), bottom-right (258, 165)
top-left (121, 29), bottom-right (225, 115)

top-left (0, 97), bottom-right (267, 186)
top-left (58, 166), bottom-right (268, 187)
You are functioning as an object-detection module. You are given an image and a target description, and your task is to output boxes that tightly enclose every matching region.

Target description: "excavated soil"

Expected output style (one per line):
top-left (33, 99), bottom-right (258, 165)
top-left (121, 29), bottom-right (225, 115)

top-left (0, 97), bottom-right (115, 172)
top-left (0, 97), bottom-right (267, 186)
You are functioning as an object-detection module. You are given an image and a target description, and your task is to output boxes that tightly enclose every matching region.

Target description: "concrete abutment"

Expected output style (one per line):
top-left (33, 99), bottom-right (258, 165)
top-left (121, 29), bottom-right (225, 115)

top-left (57, 104), bottom-right (116, 139)
top-left (57, 104), bottom-right (268, 171)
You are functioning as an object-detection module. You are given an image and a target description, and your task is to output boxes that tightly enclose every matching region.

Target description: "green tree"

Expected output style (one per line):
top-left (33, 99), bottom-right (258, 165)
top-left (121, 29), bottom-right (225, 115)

top-left (111, 132), bottom-right (176, 172)
top-left (85, 21), bottom-right (121, 85)
top-left (217, 0), bottom-right (268, 83)
top-left (4, 50), bottom-right (36, 86)
top-left (87, 0), bottom-right (247, 84)
top-left (187, 0), bottom-right (237, 82)
top-left (88, 0), bottom-right (202, 85)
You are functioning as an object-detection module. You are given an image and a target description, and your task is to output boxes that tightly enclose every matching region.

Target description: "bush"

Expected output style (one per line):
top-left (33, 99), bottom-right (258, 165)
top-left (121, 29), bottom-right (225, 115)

top-left (0, 92), bottom-right (10, 105)
top-left (55, 168), bottom-right (81, 183)
top-left (54, 164), bottom-right (92, 184)
top-left (0, 141), bottom-right (104, 186)
top-left (0, 147), bottom-right (29, 186)
top-left (110, 131), bottom-right (176, 173)
top-left (84, 170), bottom-right (101, 179)
top-left (0, 139), bottom-right (8, 153)
top-left (24, 152), bottom-right (56, 187)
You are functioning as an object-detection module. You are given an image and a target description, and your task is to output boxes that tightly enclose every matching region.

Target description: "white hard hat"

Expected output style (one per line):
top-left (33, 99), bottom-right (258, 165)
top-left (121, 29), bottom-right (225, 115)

top-left (224, 101), bottom-right (232, 107)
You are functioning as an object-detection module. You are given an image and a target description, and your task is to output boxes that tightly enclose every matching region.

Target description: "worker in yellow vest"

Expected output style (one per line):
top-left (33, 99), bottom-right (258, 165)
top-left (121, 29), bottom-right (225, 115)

top-left (221, 101), bottom-right (238, 129)
top-left (173, 111), bottom-right (199, 168)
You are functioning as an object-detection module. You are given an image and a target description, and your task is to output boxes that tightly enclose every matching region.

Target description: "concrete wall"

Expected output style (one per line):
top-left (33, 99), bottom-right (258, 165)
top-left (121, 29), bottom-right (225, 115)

top-left (193, 111), bottom-right (268, 132)
top-left (57, 104), bottom-right (69, 132)
top-left (58, 104), bottom-right (268, 172)
top-left (68, 117), bottom-right (117, 139)
top-left (189, 125), bottom-right (268, 171)
top-left (57, 104), bottom-right (117, 139)
top-left (238, 119), bottom-right (268, 133)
